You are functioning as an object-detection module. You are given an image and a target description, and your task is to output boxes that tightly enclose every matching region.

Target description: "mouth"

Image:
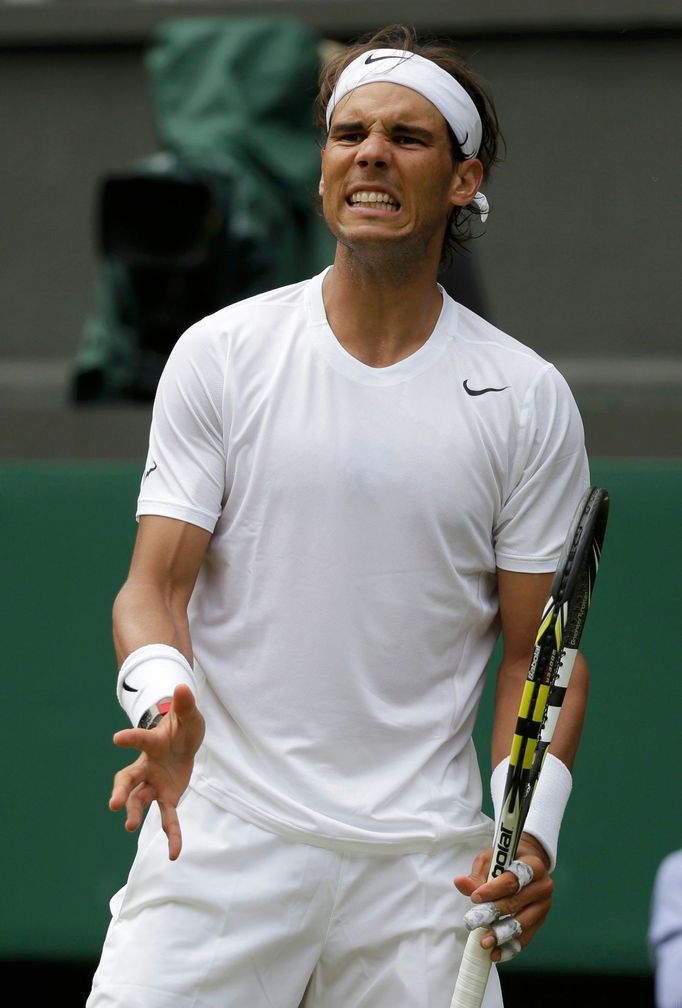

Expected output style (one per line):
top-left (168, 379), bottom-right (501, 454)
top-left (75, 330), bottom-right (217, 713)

top-left (346, 190), bottom-right (400, 212)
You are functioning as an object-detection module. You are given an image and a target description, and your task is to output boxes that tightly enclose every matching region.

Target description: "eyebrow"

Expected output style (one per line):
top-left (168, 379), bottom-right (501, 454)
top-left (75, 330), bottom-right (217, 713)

top-left (392, 123), bottom-right (436, 141)
top-left (329, 120), bottom-right (436, 142)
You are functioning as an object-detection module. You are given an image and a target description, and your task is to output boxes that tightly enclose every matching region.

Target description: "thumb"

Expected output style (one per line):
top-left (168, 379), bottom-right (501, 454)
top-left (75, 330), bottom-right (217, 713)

top-left (167, 683), bottom-right (206, 753)
top-left (453, 870), bottom-right (486, 897)
top-left (453, 850), bottom-right (491, 896)
top-left (171, 682), bottom-right (196, 716)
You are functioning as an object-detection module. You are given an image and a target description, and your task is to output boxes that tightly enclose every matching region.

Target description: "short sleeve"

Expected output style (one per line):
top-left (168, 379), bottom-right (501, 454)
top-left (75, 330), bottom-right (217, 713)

top-left (494, 364), bottom-right (590, 572)
top-left (136, 318), bottom-right (227, 532)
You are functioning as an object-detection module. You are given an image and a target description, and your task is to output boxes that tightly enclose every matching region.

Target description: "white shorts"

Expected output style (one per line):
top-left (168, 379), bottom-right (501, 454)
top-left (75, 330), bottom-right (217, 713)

top-left (87, 788), bottom-right (502, 1007)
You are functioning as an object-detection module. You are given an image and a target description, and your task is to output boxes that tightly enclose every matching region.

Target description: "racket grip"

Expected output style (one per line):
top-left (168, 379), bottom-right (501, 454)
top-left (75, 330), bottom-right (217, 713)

top-left (450, 927), bottom-right (492, 1008)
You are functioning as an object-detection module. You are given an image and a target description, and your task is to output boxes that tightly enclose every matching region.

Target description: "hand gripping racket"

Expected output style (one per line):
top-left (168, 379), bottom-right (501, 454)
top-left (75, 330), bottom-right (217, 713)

top-left (450, 484), bottom-right (610, 1008)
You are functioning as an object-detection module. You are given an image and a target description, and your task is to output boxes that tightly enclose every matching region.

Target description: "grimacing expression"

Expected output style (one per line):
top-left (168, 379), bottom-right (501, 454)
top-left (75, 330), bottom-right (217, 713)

top-left (319, 82), bottom-right (479, 258)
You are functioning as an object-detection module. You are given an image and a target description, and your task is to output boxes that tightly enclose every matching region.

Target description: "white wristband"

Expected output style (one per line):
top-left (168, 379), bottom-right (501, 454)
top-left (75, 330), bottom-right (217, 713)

top-left (490, 752), bottom-right (572, 872)
top-left (116, 643), bottom-right (197, 728)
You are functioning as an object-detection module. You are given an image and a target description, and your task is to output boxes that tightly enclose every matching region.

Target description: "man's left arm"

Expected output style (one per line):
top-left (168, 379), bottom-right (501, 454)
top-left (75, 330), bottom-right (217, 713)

top-left (454, 567), bottom-right (589, 961)
top-left (492, 567), bottom-right (589, 776)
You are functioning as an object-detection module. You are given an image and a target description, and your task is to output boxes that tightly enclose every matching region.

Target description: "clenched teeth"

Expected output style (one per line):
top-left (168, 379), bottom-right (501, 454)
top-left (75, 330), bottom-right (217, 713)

top-left (349, 191), bottom-right (399, 208)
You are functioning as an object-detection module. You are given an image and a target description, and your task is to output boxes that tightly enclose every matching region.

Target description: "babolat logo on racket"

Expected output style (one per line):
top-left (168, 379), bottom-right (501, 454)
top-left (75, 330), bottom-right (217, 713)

top-left (491, 825), bottom-right (514, 877)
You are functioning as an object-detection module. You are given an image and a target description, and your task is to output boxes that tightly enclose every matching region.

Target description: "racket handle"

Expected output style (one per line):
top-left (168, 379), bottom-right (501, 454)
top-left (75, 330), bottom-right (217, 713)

top-left (450, 928), bottom-right (492, 1008)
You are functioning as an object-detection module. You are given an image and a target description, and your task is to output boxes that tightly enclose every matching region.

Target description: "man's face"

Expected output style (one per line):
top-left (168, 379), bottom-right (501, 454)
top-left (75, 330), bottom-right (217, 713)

top-left (319, 82), bottom-right (472, 260)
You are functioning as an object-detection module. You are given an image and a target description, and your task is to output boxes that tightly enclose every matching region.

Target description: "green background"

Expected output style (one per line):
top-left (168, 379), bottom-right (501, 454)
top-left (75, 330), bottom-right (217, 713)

top-left (2, 459), bottom-right (679, 972)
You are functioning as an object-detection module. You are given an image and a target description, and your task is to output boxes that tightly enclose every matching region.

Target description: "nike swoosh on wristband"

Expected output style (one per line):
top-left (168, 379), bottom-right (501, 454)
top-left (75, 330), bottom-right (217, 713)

top-left (364, 53), bottom-right (410, 64)
top-left (463, 379), bottom-right (509, 396)
top-left (122, 681), bottom-right (138, 692)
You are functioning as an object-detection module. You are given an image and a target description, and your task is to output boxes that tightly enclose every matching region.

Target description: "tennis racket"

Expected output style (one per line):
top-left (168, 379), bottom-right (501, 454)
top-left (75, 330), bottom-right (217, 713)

top-left (450, 484), bottom-right (610, 1008)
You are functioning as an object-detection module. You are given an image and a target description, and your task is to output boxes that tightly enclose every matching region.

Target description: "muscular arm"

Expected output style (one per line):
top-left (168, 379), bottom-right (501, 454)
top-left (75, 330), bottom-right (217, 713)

top-left (108, 514), bottom-right (212, 859)
top-left (454, 567), bottom-right (590, 960)
top-left (113, 514), bottom-right (212, 665)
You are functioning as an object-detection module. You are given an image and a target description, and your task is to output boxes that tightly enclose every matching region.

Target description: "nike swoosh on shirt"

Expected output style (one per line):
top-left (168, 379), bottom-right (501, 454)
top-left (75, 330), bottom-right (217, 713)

top-left (463, 379), bottom-right (509, 396)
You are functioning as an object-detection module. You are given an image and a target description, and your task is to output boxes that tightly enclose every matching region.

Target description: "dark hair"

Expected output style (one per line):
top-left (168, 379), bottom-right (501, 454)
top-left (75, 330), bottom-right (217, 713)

top-left (315, 24), bottom-right (504, 261)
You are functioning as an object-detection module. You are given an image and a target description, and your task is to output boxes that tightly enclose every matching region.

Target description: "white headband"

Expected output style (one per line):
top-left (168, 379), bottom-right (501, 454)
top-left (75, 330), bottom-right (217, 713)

top-left (326, 48), bottom-right (489, 222)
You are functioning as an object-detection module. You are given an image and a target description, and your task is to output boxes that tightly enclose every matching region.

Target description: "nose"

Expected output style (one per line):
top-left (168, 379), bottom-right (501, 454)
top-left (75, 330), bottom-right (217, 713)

top-left (354, 132), bottom-right (391, 168)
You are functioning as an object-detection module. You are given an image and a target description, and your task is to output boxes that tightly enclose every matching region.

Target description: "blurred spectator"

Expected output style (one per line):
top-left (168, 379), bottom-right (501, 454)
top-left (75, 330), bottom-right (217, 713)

top-left (649, 850), bottom-right (682, 1008)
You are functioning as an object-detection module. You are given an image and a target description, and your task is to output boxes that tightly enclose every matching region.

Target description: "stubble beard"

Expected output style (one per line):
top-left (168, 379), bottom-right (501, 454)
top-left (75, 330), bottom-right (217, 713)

top-left (327, 218), bottom-right (444, 284)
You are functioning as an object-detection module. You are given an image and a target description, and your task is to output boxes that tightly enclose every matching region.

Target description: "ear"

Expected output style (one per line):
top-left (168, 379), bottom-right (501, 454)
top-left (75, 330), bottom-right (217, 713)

top-left (449, 158), bottom-right (484, 209)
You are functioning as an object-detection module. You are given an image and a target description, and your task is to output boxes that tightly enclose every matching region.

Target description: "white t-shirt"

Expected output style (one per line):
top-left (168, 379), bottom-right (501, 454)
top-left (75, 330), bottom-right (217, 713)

top-left (137, 267), bottom-right (590, 853)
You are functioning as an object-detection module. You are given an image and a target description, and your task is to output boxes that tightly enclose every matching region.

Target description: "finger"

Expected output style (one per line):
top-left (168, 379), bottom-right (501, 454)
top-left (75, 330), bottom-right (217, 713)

top-left (459, 872), bottom-right (520, 909)
top-left (158, 801), bottom-right (183, 861)
top-left (463, 901), bottom-right (500, 930)
top-left (491, 915), bottom-right (523, 945)
top-left (113, 726), bottom-right (156, 750)
top-left (506, 860), bottom-right (534, 892)
top-left (109, 765), bottom-right (147, 810)
top-left (453, 849), bottom-right (492, 895)
top-left (466, 869), bottom-right (552, 920)
top-left (464, 876), bottom-right (553, 937)
top-left (122, 781), bottom-right (156, 831)
top-left (485, 890), bottom-right (553, 960)
top-left (171, 682), bottom-right (196, 717)
top-left (169, 690), bottom-right (207, 761)
top-left (497, 938), bottom-right (522, 963)
top-left (109, 786), bottom-right (130, 812)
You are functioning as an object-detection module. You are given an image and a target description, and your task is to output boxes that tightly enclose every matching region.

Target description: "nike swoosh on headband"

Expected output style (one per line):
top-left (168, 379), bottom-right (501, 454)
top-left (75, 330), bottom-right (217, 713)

top-left (364, 53), bottom-right (410, 64)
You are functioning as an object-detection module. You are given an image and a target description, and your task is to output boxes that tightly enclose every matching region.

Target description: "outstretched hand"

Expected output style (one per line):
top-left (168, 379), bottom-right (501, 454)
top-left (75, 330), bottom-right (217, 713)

top-left (109, 683), bottom-right (206, 860)
top-left (453, 833), bottom-right (554, 962)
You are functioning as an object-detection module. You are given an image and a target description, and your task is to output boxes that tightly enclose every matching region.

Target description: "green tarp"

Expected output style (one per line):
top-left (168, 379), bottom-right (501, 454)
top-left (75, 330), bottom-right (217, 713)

top-left (72, 16), bottom-right (335, 402)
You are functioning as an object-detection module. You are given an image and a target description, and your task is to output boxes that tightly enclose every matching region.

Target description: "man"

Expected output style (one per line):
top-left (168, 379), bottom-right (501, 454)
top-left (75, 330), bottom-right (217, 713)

top-left (87, 24), bottom-right (590, 1008)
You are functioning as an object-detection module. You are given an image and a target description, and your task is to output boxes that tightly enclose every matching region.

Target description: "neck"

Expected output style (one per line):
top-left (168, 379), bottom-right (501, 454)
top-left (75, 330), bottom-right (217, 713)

top-left (322, 245), bottom-right (444, 368)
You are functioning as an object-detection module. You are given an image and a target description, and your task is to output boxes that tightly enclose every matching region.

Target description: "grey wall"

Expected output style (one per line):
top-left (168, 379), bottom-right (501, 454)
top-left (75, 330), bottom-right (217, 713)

top-left (1, 45), bottom-right (157, 360)
top-left (3, 26), bottom-right (681, 359)
top-left (464, 33), bottom-right (681, 360)
top-left (4, 32), bottom-right (681, 347)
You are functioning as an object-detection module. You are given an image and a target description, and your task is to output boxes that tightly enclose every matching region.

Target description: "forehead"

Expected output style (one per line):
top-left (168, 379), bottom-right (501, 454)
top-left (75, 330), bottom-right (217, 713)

top-left (330, 81), bottom-right (448, 132)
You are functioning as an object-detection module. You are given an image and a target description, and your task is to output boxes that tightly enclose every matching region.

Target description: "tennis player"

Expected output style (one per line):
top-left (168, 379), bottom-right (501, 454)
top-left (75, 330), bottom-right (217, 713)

top-left (87, 24), bottom-right (591, 1008)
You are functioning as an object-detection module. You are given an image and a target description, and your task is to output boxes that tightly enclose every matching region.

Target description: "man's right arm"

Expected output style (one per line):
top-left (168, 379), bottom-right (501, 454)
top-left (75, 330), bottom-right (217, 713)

top-left (108, 514), bottom-right (212, 859)
top-left (113, 513), bottom-right (212, 667)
